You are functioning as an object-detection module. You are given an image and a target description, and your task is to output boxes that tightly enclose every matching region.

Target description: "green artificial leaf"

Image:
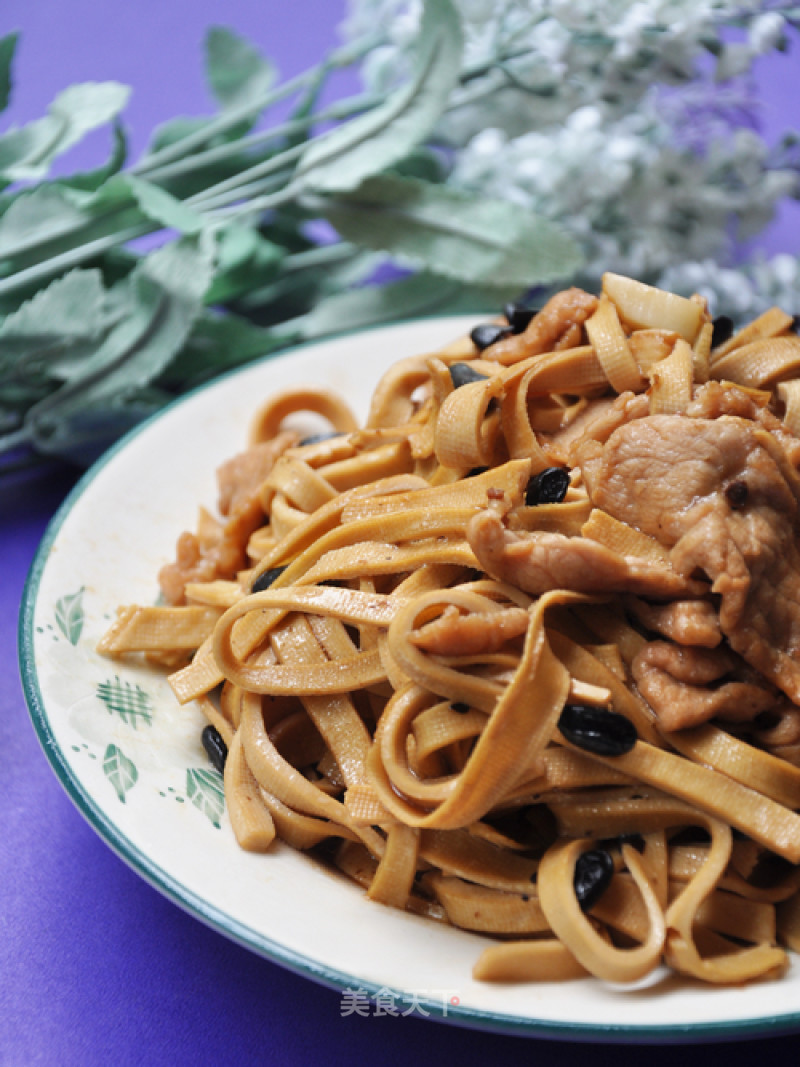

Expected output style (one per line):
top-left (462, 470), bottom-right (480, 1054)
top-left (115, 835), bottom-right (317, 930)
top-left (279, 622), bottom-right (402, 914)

top-left (390, 147), bottom-right (448, 184)
top-left (295, 0), bottom-right (463, 193)
top-left (25, 390), bottom-right (164, 467)
top-left (83, 172), bottom-right (139, 214)
top-left (0, 175), bottom-right (147, 284)
top-left (232, 265), bottom-right (330, 323)
top-left (205, 26), bottom-right (276, 111)
top-left (0, 380), bottom-right (49, 416)
top-left (26, 237), bottom-right (214, 454)
top-left (203, 222), bottom-right (285, 305)
top-left (58, 237), bottom-right (211, 390)
top-left (96, 675), bottom-right (153, 729)
top-left (0, 268), bottom-right (107, 344)
top-left (124, 174), bottom-right (206, 234)
top-left (58, 120), bottom-right (128, 193)
top-left (186, 767), bottom-right (225, 828)
top-left (316, 248), bottom-right (388, 297)
top-left (0, 33), bottom-right (18, 115)
top-left (0, 81), bottom-right (130, 182)
top-left (0, 269), bottom-right (110, 378)
top-left (147, 115), bottom-right (213, 155)
top-left (230, 245), bottom-right (379, 322)
top-left (0, 184), bottom-right (89, 259)
top-left (310, 173), bottom-right (583, 288)
top-left (286, 271), bottom-right (463, 342)
top-left (54, 586), bottom-right (85, 644)
top-left (103, 744), bottom-right (138, 803)
top-left (159, 309), bottom-right (283, 388)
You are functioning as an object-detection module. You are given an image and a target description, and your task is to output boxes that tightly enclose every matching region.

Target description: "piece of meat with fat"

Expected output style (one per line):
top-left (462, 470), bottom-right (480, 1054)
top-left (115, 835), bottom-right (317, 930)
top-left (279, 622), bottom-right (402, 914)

top-left (576, 412), bottom-right (800, 702)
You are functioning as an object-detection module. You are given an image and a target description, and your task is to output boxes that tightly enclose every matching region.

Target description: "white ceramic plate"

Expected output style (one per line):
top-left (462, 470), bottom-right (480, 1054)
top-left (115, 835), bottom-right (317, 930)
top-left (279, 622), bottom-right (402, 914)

top-left (19, 317), bottom-right (800, 1042)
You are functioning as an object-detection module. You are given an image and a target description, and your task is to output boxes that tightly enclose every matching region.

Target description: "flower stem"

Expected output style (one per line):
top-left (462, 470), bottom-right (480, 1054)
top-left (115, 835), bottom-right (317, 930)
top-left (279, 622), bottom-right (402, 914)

top-left (131, 32), bottom-right (383, 177)
top-left (0, 221), bottom-right (155, 299)
top-left (143, 92), bottom-right (380, 185)
top-left (0, 424), bottom-right (33, 458)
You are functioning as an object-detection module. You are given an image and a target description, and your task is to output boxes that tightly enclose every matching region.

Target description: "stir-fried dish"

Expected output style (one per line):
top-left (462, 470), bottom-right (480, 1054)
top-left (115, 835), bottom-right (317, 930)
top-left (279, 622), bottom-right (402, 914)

top-left (99, 273), bottom-right (800, 986)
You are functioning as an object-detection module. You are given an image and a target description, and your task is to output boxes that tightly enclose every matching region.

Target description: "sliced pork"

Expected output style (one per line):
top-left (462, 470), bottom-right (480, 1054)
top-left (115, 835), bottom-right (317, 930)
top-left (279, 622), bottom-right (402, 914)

top-left (575, 411), bottom-right (800, 702)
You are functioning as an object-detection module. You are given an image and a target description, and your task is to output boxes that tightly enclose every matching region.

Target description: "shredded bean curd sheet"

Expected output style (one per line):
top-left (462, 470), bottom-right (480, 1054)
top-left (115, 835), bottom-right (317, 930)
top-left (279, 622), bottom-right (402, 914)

top-left (98, 273), bottom-right (800, 989)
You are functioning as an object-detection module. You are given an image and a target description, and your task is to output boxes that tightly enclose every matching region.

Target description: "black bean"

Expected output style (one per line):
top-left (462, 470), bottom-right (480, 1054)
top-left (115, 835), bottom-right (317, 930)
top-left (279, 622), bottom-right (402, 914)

top-left (525, 466), bottom-right (571, 506)
top-left (470, 323), bottom-right (513, 351)
top-left (574, 848), bottom-right (615, 912)
top-left (725, 479), bottom-right (749, 509)
top-left (449, 361), bottom-right (489, 389)
top-left (791, 315), bottom-right (800, 335)
top-left (201, 724), bottom-right (228, 775)
top-left (711, 315), bottom-right (734, 348)
top-left (251, 564), bottom-right (287, 593)
top-left (558, 703), bottom-right (638, 756)
top-left (451, 702), bottom-right (471, 714)
top-left (465, 466), bottom-right (489, 478)
top-left (298, 431), bottom-right (343, 447)
top-left (504, 303), bottom-right (537, 333)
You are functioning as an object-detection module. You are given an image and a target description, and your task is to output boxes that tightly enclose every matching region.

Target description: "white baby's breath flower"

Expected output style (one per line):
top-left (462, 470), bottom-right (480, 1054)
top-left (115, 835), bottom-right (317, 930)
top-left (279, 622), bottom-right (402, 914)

top-left (749, 12), bottom-right (787, 53)
top-left (342, 0), bottom-right (800, 312)
top-left (658, 254), bottom-right (800, 319)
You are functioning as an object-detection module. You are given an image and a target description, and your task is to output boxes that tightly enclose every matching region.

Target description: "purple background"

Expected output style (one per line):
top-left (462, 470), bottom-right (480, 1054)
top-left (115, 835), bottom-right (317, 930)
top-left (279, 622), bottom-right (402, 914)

top-left (3, 3), bottom-right (800, 1065)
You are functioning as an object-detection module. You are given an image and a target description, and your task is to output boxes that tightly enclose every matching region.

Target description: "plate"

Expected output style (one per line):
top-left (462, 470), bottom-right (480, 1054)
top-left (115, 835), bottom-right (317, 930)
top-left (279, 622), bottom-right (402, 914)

top-left (19, 316), bottom-right (800, 1043)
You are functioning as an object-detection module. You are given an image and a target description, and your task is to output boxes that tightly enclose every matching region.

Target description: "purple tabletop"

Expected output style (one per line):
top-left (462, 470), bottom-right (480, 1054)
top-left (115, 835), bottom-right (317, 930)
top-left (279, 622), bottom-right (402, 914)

top-left (4, 4), bottom-right (800, 1065)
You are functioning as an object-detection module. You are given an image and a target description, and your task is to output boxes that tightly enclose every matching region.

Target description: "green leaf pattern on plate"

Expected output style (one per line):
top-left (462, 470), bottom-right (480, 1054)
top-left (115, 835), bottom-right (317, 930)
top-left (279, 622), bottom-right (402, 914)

top-left (186, 767), bottom-right (225, 828)
top-left (54, 585), bottom-right (85, 644)
top-left (96, 674), bottom-right (153, 728)
top-left (103, 743), bottom-right (138, 803)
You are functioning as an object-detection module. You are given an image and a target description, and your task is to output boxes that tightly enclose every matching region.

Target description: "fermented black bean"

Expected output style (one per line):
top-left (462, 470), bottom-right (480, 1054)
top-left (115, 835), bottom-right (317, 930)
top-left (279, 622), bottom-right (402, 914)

top-left (525, 466), bottom-right (571, 505)
top-left (201, 724), bottom-right (228, 775)
top-left (504, 303), bottom-right (537, 333)
top-left (470, 323), bottom-right (513, 351)
top-left (574, 848), bottom-right (615, 912)
top-left (711, 315), bottom-right (734, 348)
top-left (558, 703), bottom-right (638, 756)
top-left (251, 564), bottom-right (288, 593)
top-left (449, 362), bottom-right (489, 388)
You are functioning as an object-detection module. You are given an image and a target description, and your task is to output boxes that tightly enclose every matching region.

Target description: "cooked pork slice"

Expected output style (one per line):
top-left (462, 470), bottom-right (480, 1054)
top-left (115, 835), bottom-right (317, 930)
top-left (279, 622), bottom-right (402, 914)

top-left (576, 413), bottom-right (800, 701)
top-left (159, 431), bottom-right (298, 604)
top-left (688, 380), bottom-right (800, 469)
top-left (543, 396), bottom-right (619, 460)
top-left (753, 702), bottom-right (800, 748)
top-left (467, 509), bottom-right (698, 599)
top-left (217, 431), bottom-right (299, 516)
top-left (568, 391), bottom-right (650, 453)
top-left (409, 604), bottom-right (530, 656)
top-left (631, 639), bottom-right (777, 731)
top-left (625, 597), bottom-right (721, 648)
top-left (484, 287), bottom-right (599, 363)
